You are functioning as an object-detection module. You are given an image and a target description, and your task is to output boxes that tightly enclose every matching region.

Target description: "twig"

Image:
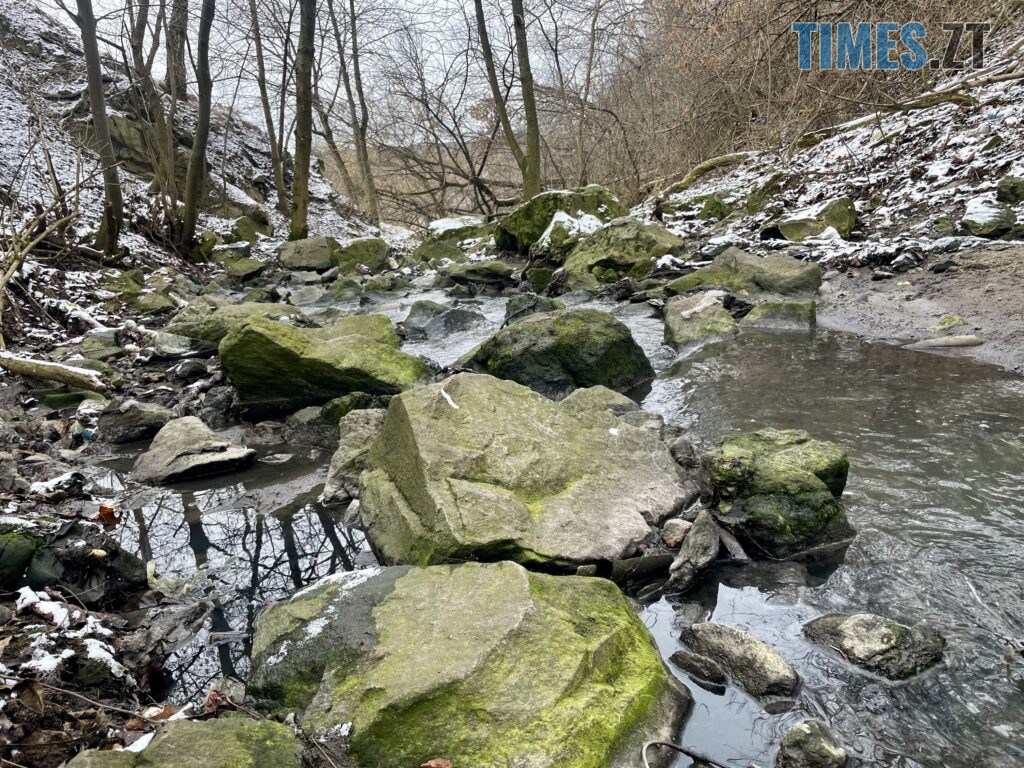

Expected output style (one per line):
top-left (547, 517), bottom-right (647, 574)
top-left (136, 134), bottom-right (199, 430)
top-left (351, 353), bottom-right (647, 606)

top-left (3, 674), bottom-right (159, 723)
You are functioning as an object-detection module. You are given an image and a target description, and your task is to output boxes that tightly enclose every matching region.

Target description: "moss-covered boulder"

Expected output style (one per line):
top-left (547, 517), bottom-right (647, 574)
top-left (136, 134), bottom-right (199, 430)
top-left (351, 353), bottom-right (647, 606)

top-left (803, 612), bottom-right (944, 680)
top-left (358, 373), bottom-right (694, 566)
top-left (335, 237), bottom-right (389, 273)
top-left (133, 416), bottom-right (256, 484)
top-left (224, 257), bottom-right (267, 281)
top-left (66, 715), bottom-right (303, 768)
top-left (495, 185), bottom-right (627, 253)
top-left (247, 561), bottom-right (689, 768)
top-left (665, 247), bottom-right (821, 298)
top-left (663, 291), bottom-right (739, 348)
top-left (773, 198), bottom-right (856, 241)
top-left (219, 315), bottom-right (428, 416)
top-left (960, 197), bottom-right (1016, 238)
top-left (563, 218), bottom-right (685, 291)
top-left (462, 308), bottom-right (653, 399)
top-left (0, 528), bottom-right (40, 589)
top-left (775, 720), bottom-right (848, 768)
top-left (411, 220), bottom-right (494, 266)
top-left (996, 176), bottom-right (1024, 205)
top-left (662, 190), bottom-right (735, 221)
top-left (703, 428), bottom-right (855, 559)
top-left (165, 298), bottom-right (308, 343)
top-left (280, 235), bottom-right (386, 273)
top-left (444, 260), bottom-right (516, 292)
top-left (231, 214), bottom-right (273, 243)
top-left (740, 300), bottom-right (816, 331)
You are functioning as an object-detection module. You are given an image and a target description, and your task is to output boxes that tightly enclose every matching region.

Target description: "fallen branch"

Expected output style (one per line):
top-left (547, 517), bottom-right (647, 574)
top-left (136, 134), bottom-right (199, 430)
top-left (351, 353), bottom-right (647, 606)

top-left (661, 152), bottom-right (752, 196)
top-left (0, 351), bottom-right (108, 393)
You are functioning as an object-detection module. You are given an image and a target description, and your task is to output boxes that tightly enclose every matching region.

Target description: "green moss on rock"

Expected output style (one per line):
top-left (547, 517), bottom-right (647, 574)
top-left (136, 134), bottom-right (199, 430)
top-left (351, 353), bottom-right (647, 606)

top-left (663, 292), bottom-right (739, 348)
top-left (165, 298), bottom-right (309, 343)
top-left (740, 300), bottom-right (816, 330)
top-left (495, 185), bottom-right (627, 253)
top-left (562, 218), bottom-right (685, 291)
top-left (666, 247), bottom-right (821, 298)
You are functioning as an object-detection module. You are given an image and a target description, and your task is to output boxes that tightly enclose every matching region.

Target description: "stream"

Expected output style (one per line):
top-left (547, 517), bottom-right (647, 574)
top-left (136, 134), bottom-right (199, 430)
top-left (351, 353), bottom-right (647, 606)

top-left (91, 291), bottom-right (1024, 768)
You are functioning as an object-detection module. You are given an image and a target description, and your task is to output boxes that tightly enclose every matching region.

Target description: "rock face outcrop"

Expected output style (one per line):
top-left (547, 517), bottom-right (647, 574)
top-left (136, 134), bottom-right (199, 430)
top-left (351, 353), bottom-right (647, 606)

top-left (247, 561), bottom-right (690, 768)
top-left (563, 218), bottom-right (685, 290)
top-left (67, 716), bottom-right (303, 768)
top-left (463, 308), bottom-right (653, 399)
top-left (133, 417), bottom-right (255, 484)
top-left (495, 185), bottom-right (626, 252)
top-left (219, 315), bottom-right (428, 416)
top-left (703, 428), bottom-right (855, 559)
top-left (803, 612), bottom-right (945, 679)
top-left (679, 621), bottom-right (799, 697)
top-left (666, 247), bottom-right (821, 298)
top-left (359, 373), bottom-right (695, 566)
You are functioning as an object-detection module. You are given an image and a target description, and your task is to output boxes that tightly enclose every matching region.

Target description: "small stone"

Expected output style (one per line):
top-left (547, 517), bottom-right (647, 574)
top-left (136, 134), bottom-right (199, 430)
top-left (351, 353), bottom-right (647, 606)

top-left (666, 509), bottom-right (719, 590)
top-left (661, 518), bottom-right (693, 548)
top-left (681, 621), bottom-right (799, 697)
top-left (669, 649), bottom-right (728, 685)
top-left (803, 612), bottom-right (944, 680)
top-left (775, 720), bottom-right (847, 768)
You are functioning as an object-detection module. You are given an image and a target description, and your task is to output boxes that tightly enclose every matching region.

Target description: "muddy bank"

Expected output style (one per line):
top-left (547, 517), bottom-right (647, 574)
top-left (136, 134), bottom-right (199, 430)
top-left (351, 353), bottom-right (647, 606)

top-left (817, 243), bottom-right (1024, 373)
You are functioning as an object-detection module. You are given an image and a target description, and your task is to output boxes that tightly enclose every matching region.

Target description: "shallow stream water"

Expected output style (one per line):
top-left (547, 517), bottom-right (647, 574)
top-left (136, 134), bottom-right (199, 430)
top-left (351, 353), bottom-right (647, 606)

top-left (95, 293), bottom-right (1024, 768)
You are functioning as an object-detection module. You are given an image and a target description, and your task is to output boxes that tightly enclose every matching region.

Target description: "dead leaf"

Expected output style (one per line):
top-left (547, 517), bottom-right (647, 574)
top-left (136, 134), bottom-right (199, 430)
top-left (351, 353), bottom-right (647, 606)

top-left (14, 679), bottom-right (45, 714)
top-left (96, 504), bottom-right (119, 526)
top-left (201, 689), bottom-right (235, 715)
top-left (419, 760), bottom-right (453, 768)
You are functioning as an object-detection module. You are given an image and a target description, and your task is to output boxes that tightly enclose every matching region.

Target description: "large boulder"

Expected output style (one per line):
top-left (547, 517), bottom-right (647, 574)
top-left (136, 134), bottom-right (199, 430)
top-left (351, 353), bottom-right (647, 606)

top-left (680, 621), bottom-right (799, 697)
top-left (771, 198), bottom-right (856, 241)
top-left (280, 235), bottom-right (389, 273)
top-left (802, 612), bottom-right (944, 680)
top-left (133, 417), bottom-right (256, 484)
top-left (66, 716), bottom-right (303, 768)
top-left (359, 373), bottom-right (696, 566)
top-left (165, 298), bottom-right (309, 343)
top-left (219, 315), bottom-right (428, 416)
top-left (663, 291), bottom-right (739, 348)
top-left (321, 408), bottom-right (387, 504)
top-left (98, 399), bottom-right (174, 444)
top-left (562, 218), bottom-right (685, 290)
top-left (703, 428), bottom-right (855, 559)
top-left (666, 247), bottom-right (821, 298)
top-left (247, 561), bottom-right (689, 768)
top-left (960, 196), bottom-right (1016, 238)
top-left (495, 185), bottom-right (627, 252)
top-left (444, 260), bottom-right (516, 292)
top-left (775, 720), bottom-right (848, 768)
top-left (462, 308), bottom-right (653, 399)
top-left (740, 300), bottom-right (816, 331)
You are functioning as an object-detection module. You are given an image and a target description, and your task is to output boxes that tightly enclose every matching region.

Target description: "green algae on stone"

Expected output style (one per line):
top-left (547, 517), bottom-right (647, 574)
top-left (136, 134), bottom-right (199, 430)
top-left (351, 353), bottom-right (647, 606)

top-left (665, 247), bottom-right (821, 298)
top-left (740, 300), bottom-right (816, 331)
top-left (0, 530), bottom-right (40, 589)
top-left (462, 308), bottom-right (653, 399)
top-left (773, 198), bottom-right (857, 241)
top-left (66, 715), bottom-right (303, 768)
top-left (562, 218), bottom-right (685, 291)
top-left (704, 428), bottom-right (854, 559)
top-left (357, 373), bottom-right (694, 566)
top-left (495, 185), bottom-right (626, 252)
top-left (165, 297), bottom-right (309, 343)
top-left (248, 561), bottom-right (689, 768)
top-left (219, 315), bottom-right (428, 416)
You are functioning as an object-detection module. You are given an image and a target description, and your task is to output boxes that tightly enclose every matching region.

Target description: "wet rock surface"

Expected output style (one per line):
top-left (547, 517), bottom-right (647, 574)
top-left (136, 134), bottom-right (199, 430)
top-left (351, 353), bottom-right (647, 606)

top-left (679, 621), bottom-right (800, 697)
top-left (775, 720), bottom-right (848, 768)
top-left (803, 612), bottom-right (945, 680)
top-left (133, 416), bottom-right (256, 484)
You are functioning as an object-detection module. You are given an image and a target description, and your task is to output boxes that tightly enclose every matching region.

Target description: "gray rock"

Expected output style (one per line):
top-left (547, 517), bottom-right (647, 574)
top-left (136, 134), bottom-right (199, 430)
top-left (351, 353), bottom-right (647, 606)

top-left (666, 509), bottom-right (720, 590)
top-left (661, 518), bottom-right (693, 548)
top-left (422, 307), bottom-right (488, 338)
top-left (322, 408), bottom-right (388, 504)
top-left (802, 612), bottom-right (944, 679)
top-left (776, 720), bottom-right (848, 768)
top-left (98, 399), bottom-right (174, 444)
top-left (286, 284), bottom-right (326, 306)
top-left (401, 299), bottom-right (449, 339)
top-left (669, 649), bottom-right (728, 686)
top-left (663, 291), bottom-right (738, 348)
top-left (680, 621), bottom-right (799, 697)
top-left (504, 293), bottom-right (563, 324)
top-left (133, 417), bottom-right (256, 484)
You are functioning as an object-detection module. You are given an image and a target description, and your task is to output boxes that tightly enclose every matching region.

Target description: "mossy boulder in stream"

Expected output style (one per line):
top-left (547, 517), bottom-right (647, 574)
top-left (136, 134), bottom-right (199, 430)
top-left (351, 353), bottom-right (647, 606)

top-left (66, 715), bottom-right (303, 768)
top-left (219, 315), bottom-right (428, 416)
top-left (165, 297), bottom-right (309, 343)
top-left (703, 428), bottom-right (855, 559)
top-left (280, 235), bottom-right (389, 273)
top-left (663, 291), bottom-right (739, 348)
top-left (740, 300), bottom-right (816, 331)
top-left (462, 308), bottom-right (653, 399)
top-left (247, 561), bottom-right (690, 768)
top-left (773, 198), bottom-right (857, 241)
top-left (495, 185), bottom-right (626, 252)
top-left (562, 218), bottom-right (685, 290)
top-left (665, 247), bottom-right (821, 298)
top-left (802, 612), bottom-right (945, 679)
top-left (358, 373), bottom-right (696, 566)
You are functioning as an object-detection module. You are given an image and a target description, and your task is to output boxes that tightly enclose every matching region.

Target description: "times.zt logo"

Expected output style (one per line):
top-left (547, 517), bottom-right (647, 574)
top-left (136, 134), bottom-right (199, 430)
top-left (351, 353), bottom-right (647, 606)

top-left (792, 22), bottom-right (989, 71)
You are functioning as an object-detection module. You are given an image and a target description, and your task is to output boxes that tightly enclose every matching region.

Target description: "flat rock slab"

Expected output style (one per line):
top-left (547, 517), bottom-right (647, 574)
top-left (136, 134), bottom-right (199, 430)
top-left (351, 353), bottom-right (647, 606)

top-left (248, 561), bottom-right (689, 768)
top-left (803, 612), bottom-right (945, 679)
top-left (359, 372), bottom-right (695, 566)
top-left (680, 621), bottom-right (799, 697)
top-left (133, 416), bottom-right (256, 484)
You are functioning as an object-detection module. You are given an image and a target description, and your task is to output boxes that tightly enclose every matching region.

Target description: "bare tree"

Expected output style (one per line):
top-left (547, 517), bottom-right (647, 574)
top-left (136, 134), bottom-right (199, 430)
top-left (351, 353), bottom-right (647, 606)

top-left (165, 0), bottom-right (189, 98)
top-left (290, 0), bottom-right (315, 239)
top-left (248, 0), bottom-right (290, 213)
top-left (179, 0), bottom-right (215, 245)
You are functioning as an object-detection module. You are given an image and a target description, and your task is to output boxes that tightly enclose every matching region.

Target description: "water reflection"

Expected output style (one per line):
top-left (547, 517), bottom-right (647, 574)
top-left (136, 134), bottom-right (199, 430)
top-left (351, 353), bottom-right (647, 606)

top-left (106, 450), bottom-right (368, 703)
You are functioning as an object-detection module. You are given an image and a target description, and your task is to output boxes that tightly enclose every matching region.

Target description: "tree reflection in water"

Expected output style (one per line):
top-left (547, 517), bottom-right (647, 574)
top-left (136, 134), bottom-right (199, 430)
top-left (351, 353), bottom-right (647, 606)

top-left (110, 453), bottom-right (368, 704)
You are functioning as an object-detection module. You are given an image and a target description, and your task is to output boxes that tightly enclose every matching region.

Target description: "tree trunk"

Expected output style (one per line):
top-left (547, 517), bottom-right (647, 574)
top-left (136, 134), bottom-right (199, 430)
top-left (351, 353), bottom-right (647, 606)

top-left (179, 0), bottom-right (214, 246)
top-left (165, 0), bottom-right (188, 99)
top-left (248, 0), bottom-right (289, 213)
top-left (511, 0), bottom-right (541, 198)
top-left (314, 101), bottom-right (359, 204)
top-left (474, 0), bottom-right (525, 171)
top-left (75, 0), bottom-right (123, 255)
top-left (290, 0), bottom-right (315, 240)
top-left (346, 0), bottom-right (379, 224)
